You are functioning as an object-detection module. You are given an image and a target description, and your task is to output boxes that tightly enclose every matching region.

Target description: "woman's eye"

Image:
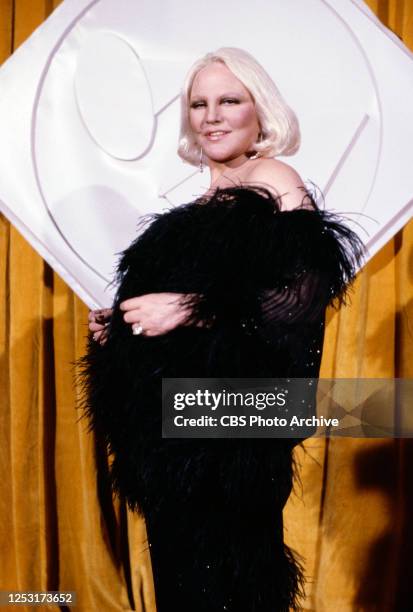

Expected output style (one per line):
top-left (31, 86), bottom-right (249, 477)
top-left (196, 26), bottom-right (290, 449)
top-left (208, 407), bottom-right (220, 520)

top-left (190, 99), bottom-right (239, 108)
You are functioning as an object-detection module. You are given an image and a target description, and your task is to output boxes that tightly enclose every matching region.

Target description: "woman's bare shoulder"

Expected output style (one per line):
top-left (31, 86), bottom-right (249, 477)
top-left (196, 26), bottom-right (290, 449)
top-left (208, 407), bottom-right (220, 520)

top-left (244, 158), bottom-right (310, 211)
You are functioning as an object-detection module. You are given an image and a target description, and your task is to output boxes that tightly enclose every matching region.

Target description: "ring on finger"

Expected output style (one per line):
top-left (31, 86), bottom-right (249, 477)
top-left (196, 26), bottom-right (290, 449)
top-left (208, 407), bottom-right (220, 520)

top-left (132, 323), bottom-right (144, 336)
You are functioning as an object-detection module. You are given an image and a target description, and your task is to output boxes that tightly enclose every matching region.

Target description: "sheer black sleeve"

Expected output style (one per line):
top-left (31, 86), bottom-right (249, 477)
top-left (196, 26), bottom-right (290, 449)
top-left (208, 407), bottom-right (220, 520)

top-left (258, 270), bottom-right (330, 327)
top-left (180, 187), bottom-right (365, 337)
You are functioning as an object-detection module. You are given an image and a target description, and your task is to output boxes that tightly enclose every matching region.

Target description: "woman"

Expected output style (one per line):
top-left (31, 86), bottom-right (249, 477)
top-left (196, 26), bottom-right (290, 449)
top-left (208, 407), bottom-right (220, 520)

top-left (84, 48), bottom-right (363, 611)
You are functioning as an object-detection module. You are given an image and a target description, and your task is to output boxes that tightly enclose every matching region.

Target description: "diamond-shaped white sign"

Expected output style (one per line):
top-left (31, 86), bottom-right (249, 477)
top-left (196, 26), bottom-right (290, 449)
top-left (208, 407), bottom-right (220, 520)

top-left (0, 0), bottom-right (412, 307)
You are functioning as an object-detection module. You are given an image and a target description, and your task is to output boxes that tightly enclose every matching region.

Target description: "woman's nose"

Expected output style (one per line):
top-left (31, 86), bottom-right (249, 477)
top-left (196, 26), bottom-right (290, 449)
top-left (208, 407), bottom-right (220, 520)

top-left (205, 104), bottom-right (221, 124)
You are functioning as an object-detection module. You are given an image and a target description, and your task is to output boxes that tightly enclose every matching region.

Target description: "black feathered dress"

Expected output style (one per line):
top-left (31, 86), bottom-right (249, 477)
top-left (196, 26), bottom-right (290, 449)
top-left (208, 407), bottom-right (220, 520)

top-left (81, 186), bottom-right (363, 612)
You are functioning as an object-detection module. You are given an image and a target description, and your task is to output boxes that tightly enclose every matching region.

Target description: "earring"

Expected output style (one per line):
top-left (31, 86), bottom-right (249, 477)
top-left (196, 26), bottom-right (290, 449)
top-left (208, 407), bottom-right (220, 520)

top-left (199, 147), bottom-right (204, 173)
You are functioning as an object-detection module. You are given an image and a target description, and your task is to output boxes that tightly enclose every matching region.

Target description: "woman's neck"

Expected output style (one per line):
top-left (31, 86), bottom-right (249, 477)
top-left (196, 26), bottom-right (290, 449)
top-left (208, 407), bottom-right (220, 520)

top-left (208, 155), bottom-right (253, 188)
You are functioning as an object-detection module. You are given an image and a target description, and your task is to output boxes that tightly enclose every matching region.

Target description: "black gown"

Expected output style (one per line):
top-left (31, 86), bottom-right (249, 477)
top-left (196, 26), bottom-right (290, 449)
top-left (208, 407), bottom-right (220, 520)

top-left (81, 186), bottom-right (363, 611)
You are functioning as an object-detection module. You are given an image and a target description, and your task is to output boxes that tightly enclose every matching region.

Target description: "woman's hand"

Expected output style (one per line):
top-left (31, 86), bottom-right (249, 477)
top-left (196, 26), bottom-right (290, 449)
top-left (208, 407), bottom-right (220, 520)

top-left (120, 292), bottom-right (195, 336)
top-left (88, 308), bottom-right (112, 345)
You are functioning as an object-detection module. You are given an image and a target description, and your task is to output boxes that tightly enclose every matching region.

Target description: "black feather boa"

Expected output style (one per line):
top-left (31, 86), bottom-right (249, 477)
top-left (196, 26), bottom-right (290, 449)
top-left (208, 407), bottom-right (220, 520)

top-left (79, 187), bottom-right (364, 611)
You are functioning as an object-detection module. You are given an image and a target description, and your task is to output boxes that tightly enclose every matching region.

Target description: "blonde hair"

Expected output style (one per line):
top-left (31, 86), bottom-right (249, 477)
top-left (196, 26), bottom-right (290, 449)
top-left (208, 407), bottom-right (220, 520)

top-left (178, 47), bottom-right (300, 166)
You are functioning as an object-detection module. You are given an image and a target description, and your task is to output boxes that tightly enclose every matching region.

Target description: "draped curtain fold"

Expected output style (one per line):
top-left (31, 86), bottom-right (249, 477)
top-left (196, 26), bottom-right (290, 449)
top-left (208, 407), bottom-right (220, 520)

top-left (0, 1), bottom-right (412, 610)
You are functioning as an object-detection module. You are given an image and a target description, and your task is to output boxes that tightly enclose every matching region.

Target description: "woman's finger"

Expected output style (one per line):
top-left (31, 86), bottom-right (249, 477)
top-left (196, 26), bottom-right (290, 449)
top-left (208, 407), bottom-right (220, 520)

top-left (123, 309), bottom-right (143, 324)
top-left (89, 322), bottom-right (106, 332)
top-left (119, 297), bottom-right (143, 311)
top-left (89, 308), bottom-right (112, 323)
top-left (143, 328), bottom-right (164, 337)
top-left (100, 308), bottom-right (113, 317)
top-left (99, 328), bottom-right (109, 345)
top-left (92, 328), bottom-right (109, 345)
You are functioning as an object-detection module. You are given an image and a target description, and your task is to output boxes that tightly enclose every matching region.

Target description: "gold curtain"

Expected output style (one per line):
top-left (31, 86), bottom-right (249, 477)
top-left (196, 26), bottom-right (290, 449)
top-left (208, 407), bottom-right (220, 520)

top-left (0, 1), bottom-right (412, 610)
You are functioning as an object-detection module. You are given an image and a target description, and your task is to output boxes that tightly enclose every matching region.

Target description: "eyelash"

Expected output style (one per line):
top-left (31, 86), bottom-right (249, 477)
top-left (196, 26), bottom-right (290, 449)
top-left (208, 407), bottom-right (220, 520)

top-left (190, 99), bottom-right (240, 108)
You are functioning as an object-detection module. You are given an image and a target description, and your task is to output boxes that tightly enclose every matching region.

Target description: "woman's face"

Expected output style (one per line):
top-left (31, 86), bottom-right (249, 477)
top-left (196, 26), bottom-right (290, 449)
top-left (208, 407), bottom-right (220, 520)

top-left (189, 62), bottom-right (260, 165)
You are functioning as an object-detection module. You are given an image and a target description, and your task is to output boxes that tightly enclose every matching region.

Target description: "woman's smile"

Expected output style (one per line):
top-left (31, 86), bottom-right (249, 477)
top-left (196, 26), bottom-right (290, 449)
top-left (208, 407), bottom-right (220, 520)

top-left (204, 130), bottom-right (231, 141)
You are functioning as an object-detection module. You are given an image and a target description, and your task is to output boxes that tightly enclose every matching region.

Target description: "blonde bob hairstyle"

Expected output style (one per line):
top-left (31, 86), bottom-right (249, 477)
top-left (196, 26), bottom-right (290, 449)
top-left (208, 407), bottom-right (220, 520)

top-left (178, 47), bottom-right (301, 166)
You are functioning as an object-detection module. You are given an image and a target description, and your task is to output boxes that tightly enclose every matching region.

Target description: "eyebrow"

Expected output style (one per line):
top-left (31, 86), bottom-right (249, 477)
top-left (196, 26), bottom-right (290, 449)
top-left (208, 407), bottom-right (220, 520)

top-left (189, 92), bottom-right (244, 101)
